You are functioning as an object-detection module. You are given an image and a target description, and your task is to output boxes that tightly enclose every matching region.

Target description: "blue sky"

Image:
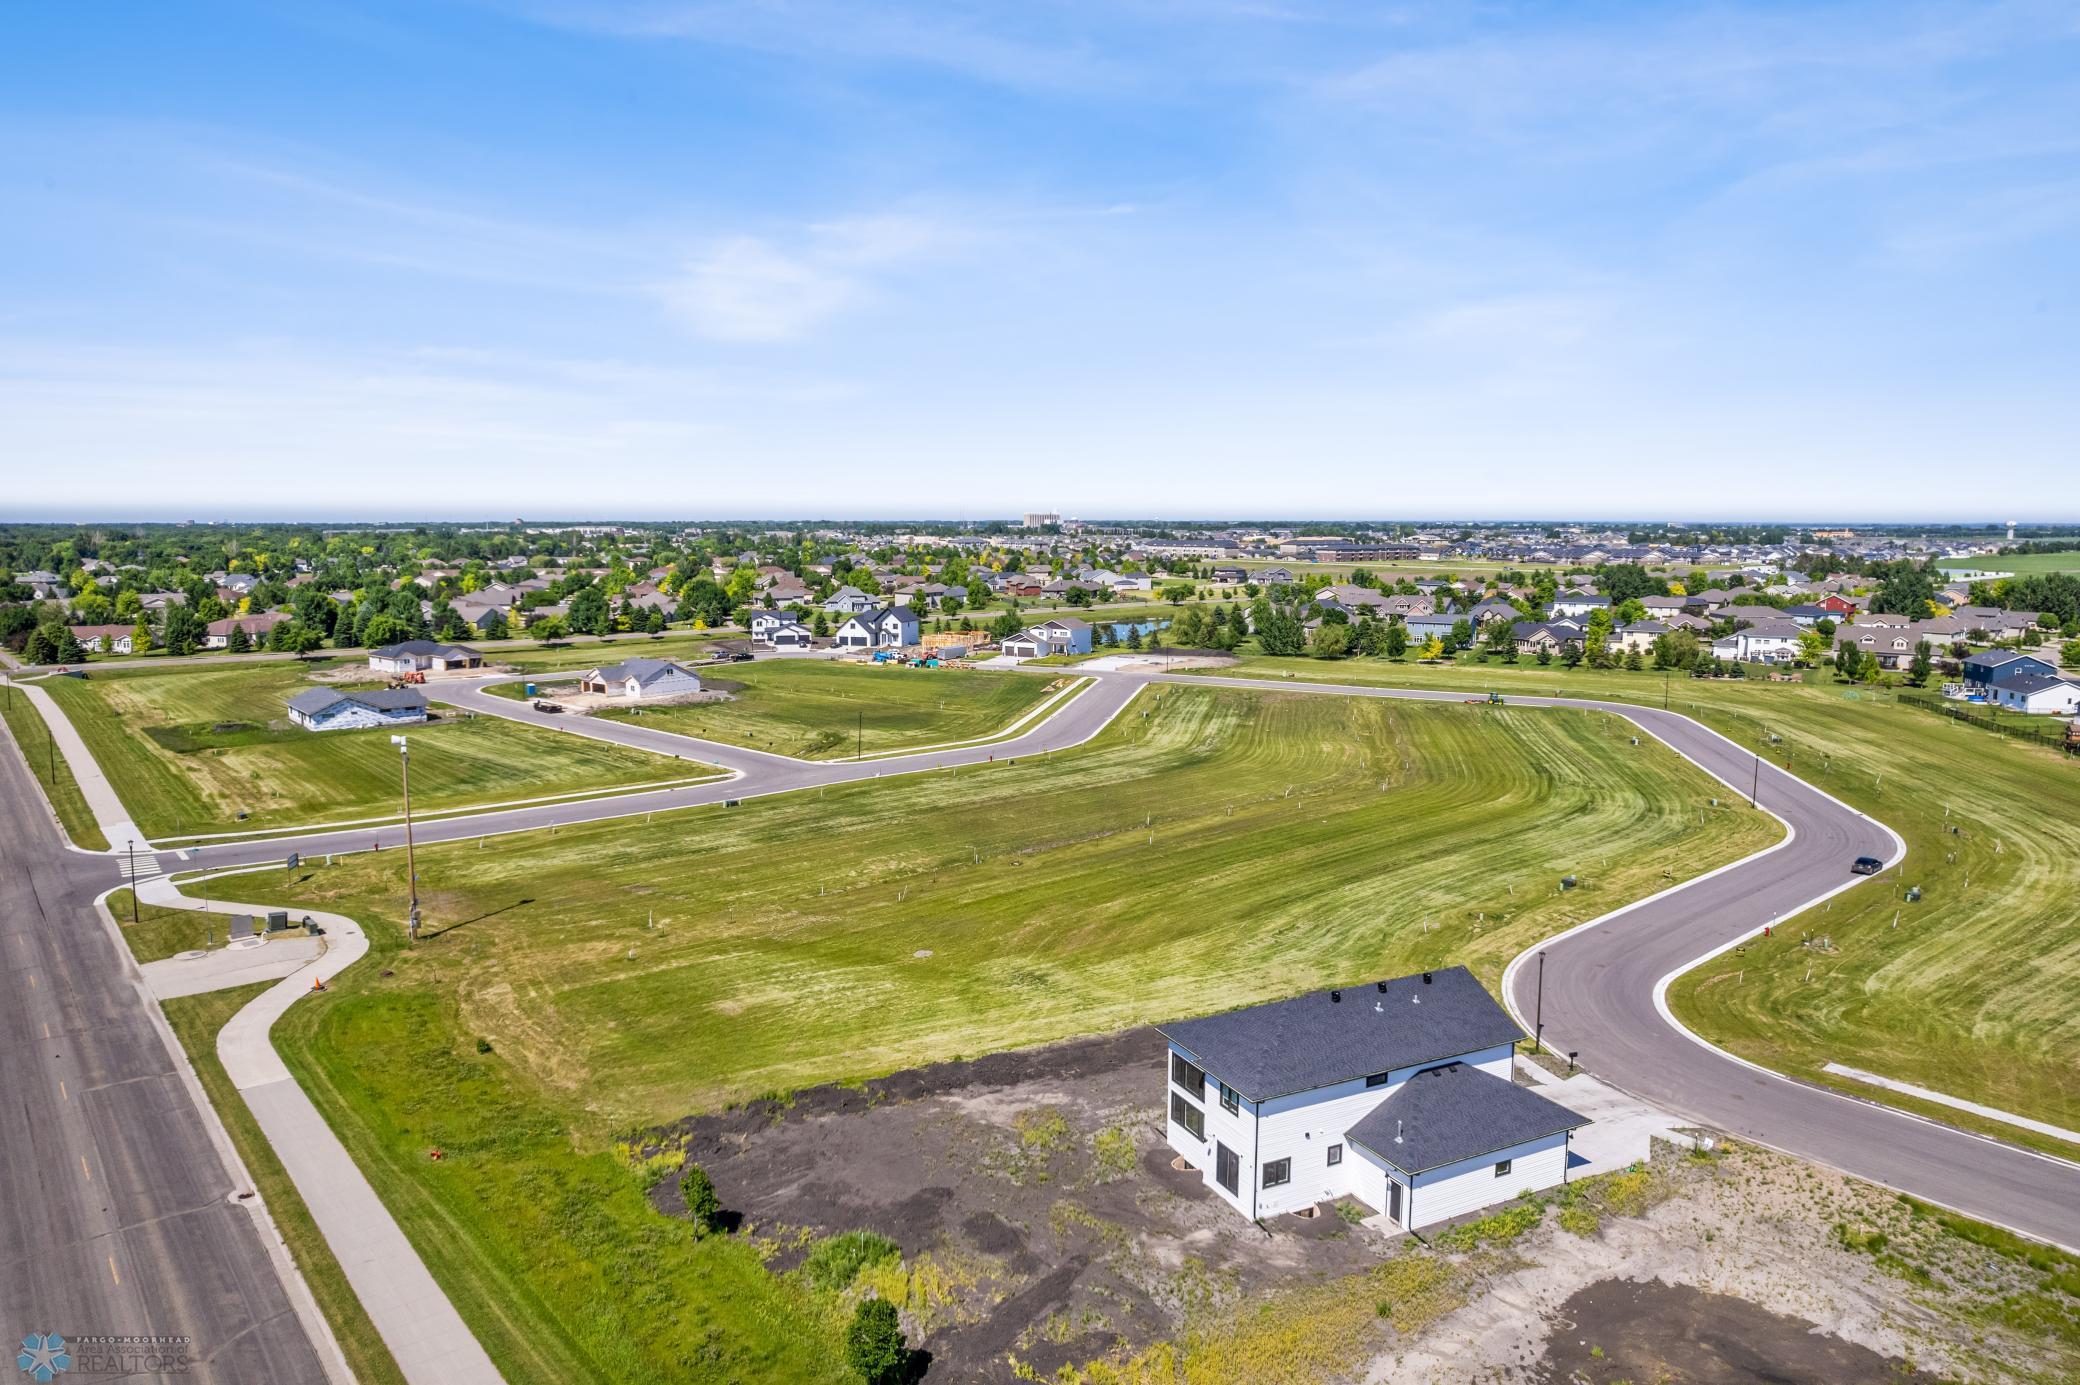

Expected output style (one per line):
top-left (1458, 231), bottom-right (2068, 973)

top-left (4, 1), bottom-right (2077, 521)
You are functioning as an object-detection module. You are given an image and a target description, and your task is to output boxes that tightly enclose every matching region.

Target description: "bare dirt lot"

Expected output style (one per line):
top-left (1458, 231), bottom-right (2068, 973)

top-left (640, 1032), bottom-right (2080, 1383)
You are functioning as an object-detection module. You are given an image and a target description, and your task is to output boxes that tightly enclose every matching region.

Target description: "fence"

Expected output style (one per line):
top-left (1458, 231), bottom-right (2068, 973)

top-left (1897, 690), bottom-right (2074, 751)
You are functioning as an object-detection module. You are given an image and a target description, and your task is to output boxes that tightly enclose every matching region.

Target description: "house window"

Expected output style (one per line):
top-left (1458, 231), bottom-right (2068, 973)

top-left (1326, 1144), bottom-right (1343, 1167)
top-left (1170, 1093), bottom-right (1204, 1140)
top-left (1216, 1143), bottom-right (1239, 1194)
top-left (1263, 1158), bottom-right (1291, 1189)
top-left (1364, 1072), bottom-right (1390, 1088)
top-left (1170, 1053), bottom-right (1205, 1101)
top-left (1494, 1159), bottom-right (1512, 1178)
top-left (1218, 1081), bottom-right (1240, 1115)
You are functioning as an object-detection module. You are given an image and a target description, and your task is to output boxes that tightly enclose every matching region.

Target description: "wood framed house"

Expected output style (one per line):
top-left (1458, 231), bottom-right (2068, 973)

top-left (1159, 968), bottom-right (1588, 1230)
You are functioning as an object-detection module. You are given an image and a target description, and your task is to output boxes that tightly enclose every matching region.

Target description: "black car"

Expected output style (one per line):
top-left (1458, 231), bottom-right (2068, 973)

top-left (1851, 856), bottom-right (1883, 875)
top-left (533, 700), bottom-right (564, 713)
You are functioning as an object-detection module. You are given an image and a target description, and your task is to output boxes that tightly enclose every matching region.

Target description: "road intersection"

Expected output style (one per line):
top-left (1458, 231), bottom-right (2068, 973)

top-left (5, 658), bottom-right (2077, 1385)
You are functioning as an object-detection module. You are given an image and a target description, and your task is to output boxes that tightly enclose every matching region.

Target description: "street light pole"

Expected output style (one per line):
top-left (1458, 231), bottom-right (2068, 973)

top-left (1751, 747), bottom-right (1761, 809)
top-left (1534, 950), bottom-right (1547, 1055)
top-left (126, 841), bottom-right (139, 923)
top-left (393, 735), bottom-right (420, 941)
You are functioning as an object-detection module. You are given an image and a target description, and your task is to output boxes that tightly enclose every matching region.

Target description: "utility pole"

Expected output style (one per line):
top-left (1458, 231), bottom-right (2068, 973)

top-left (1751, 747), bottom-right (1761, 809)
top-left (1534, 950), bottom-right (1547, 1055)
top-left (1663, 669), bottom-right (1669, 710)
top-left (126, 841), bottom-right (139, 923)
top-left (856, 709), bottom-right (862, 761)
top-left (393, 735), bottom-right (420, 941)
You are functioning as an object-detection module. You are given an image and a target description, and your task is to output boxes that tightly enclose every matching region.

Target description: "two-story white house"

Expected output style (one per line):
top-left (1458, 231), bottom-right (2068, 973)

top-left (834, 605), bottom-right (920, 650)
top-left (747, 611), bottom-right (814, 647)
top-left (1158, 967), bottom-right (1589, 1231)
top-left (1709, 620), bottom-right (1804, 664)
top-left (1000, 617), bottom-right (1093, 658)
top-left (1547, 591), bottom-right (1610, 620)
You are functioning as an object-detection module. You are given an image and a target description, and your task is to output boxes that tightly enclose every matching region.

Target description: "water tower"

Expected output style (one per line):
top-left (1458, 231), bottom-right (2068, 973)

top-left (2007, 519), bottom-right (2017, 541)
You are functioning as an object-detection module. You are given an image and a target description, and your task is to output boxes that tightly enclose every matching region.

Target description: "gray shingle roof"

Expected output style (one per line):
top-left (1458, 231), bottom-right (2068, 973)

top-left (1343, 1061), bottom-right (1589, 1175)
top-left (1157, 967), bottom-right (1524, 1102)
top-left (590, 657), bottom-right (694, 685)
top-left (287, 687), bottom-right (427, 716)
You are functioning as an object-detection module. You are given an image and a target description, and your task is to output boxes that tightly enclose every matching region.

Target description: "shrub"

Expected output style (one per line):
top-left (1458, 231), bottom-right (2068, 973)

top-left (680, 1163), bottom-right (720, 1235)
top-left (844, 1297), bottom-right (907, 1384)
top-left (1091, 1125), bottom-right (1137, 1180)
top-left (802, 1230), bottom-right (901, 1293)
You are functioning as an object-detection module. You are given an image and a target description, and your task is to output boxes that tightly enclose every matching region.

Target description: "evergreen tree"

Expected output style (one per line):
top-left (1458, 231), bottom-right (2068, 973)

top-left (226, 623), bottom-right (251, 653)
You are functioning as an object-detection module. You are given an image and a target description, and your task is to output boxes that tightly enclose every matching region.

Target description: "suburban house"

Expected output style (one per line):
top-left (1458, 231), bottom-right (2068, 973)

top-left (1001, 617), bottom-right (1093, 658)
top-left (1510, 620), bottom-right (1584, 655)
top-left (203, 612), bottom-right (291, 648)
top-left (748, 611), bottom-right (815, 648)
top-left (368, 640), bottom-right (484, 675)
top-left (69, 624), bottom-right (137, 655)
top-left (834, 605), bottom-right (920, 650)
top-left (1211, 566), bottom-right (1249, 584)
top-left (1254, 567), bottom-right (1294, 586)
top-left (1465, 599), bottom-right (1520, 627)
top-left (1963, 650), bottom-right (2055, 692)
top-left (1160, 968), bottom-right (1590, 1229)
top-left (1709, 621), bottom-right (1804, 664)
top-left (1988, 672), bottom-right (2080, 716)
top-left (824, 586), bottom-right (878, 614)
top-left (1403, 613), bottom-right (1461, 646)
top-left (1607, 620), bottom-right (1668, 655)
top-left (287, 687), bottom-right (429, 732)
top-left (1547, 591), bottom-right (1610, 620)
top-left (579, 658), bottom-right (704, 700)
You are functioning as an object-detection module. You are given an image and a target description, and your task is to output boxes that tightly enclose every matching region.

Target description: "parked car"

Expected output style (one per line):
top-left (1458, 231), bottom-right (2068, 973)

top-left (1850, 856), bottom-right (1883, 875)
top-left (533, 701), bottom-right (564, 713)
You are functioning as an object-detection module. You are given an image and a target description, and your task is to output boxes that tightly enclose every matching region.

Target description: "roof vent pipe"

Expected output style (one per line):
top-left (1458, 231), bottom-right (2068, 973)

top-left (1395, 1119), bottom-right (1403, 1144)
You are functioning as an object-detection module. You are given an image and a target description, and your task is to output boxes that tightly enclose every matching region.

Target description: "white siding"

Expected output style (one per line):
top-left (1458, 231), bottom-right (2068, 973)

top-left (1404, 1133), bottom-right (1569, 1229)
top-left (1168, 1041), bottom-right (1516, 1220)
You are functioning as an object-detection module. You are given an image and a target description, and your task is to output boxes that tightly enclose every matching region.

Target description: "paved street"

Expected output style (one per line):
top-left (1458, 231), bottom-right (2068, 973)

top-left (1171, 673), bottom-right (2080, 1251)
top-left (0, 720), bottom-right (330, 1381)
top-left (10, 655), bottom-right (2077, 1385)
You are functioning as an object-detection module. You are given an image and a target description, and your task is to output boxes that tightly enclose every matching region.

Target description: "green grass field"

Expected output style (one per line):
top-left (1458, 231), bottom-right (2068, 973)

top-left (2, 684), bottom-right (109, 849)
top-left (1936, 552), bottom-right (2080, 577)
top-left (201, 684), bottom-right (1770, 1383)
top-left (596, 661), bottom-right (1069, 758)
top-left (160, 982), bottom-right (408, 1385)
top-left (42, 665), bottom-right (705, 839)
top-left (106, 886), bottom-right (228, 962)
top-left (1203, 654), bottom-right (2080, 1156)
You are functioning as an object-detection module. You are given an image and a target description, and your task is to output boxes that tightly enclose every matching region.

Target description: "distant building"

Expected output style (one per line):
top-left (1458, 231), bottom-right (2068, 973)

top-left (580, 658), bottom-right (704, 700)
top-left (287, 687), bottom-right (429, 732)
top-left (1022, 512), bottom-right (1062, 529)
top-left (1001, 617), bottom-right (1092, 658)
top-left (368, 641), bottom-right (484, 675)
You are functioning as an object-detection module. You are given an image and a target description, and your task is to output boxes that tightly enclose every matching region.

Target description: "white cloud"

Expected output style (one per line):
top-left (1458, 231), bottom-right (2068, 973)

top-left (659, 213), bottom-right (967, 343)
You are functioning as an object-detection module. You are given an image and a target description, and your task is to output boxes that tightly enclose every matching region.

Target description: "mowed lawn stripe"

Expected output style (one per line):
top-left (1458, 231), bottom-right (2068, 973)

top-left (228, 689), bottom-right (1773, 1123)
top-left (42, 664), bottom-right (697, 838)
top-left (594, 659), bottom-right (1064, 759)
top-left (1203, 655), bottom-right (2080, 1151)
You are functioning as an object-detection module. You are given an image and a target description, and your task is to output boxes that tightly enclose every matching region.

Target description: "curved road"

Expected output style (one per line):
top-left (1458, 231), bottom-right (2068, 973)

top-left (130, 665), bottom-right (2080, 1252)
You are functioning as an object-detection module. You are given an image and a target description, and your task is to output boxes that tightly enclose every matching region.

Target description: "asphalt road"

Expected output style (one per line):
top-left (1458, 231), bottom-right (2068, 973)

top-left (152, 664), bottom-right (2080, 1251)
top-left (163, 672), bottom-right (1148, 872)
top-left (1167, 672), bottom-right (2080, 1250)
top-left (0, 725), bottom-right (329, 1379)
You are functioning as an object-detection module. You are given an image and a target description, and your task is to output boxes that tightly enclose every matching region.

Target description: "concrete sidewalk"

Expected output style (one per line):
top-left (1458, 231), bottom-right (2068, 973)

top-left (142, 876), bottom-right (505, 1383)
top-left (18, 678), bottom-right (146, 847)
top-left (141, 933), bottom-right (327, 1000)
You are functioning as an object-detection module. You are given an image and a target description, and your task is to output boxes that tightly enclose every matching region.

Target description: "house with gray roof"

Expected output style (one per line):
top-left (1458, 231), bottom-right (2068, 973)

top-left (1159, 967), bottom-right (1588, 1229)
top-left (287, 687), bottom-right (428, 732)
top-left (579, 658), bottom-right (703, 700)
